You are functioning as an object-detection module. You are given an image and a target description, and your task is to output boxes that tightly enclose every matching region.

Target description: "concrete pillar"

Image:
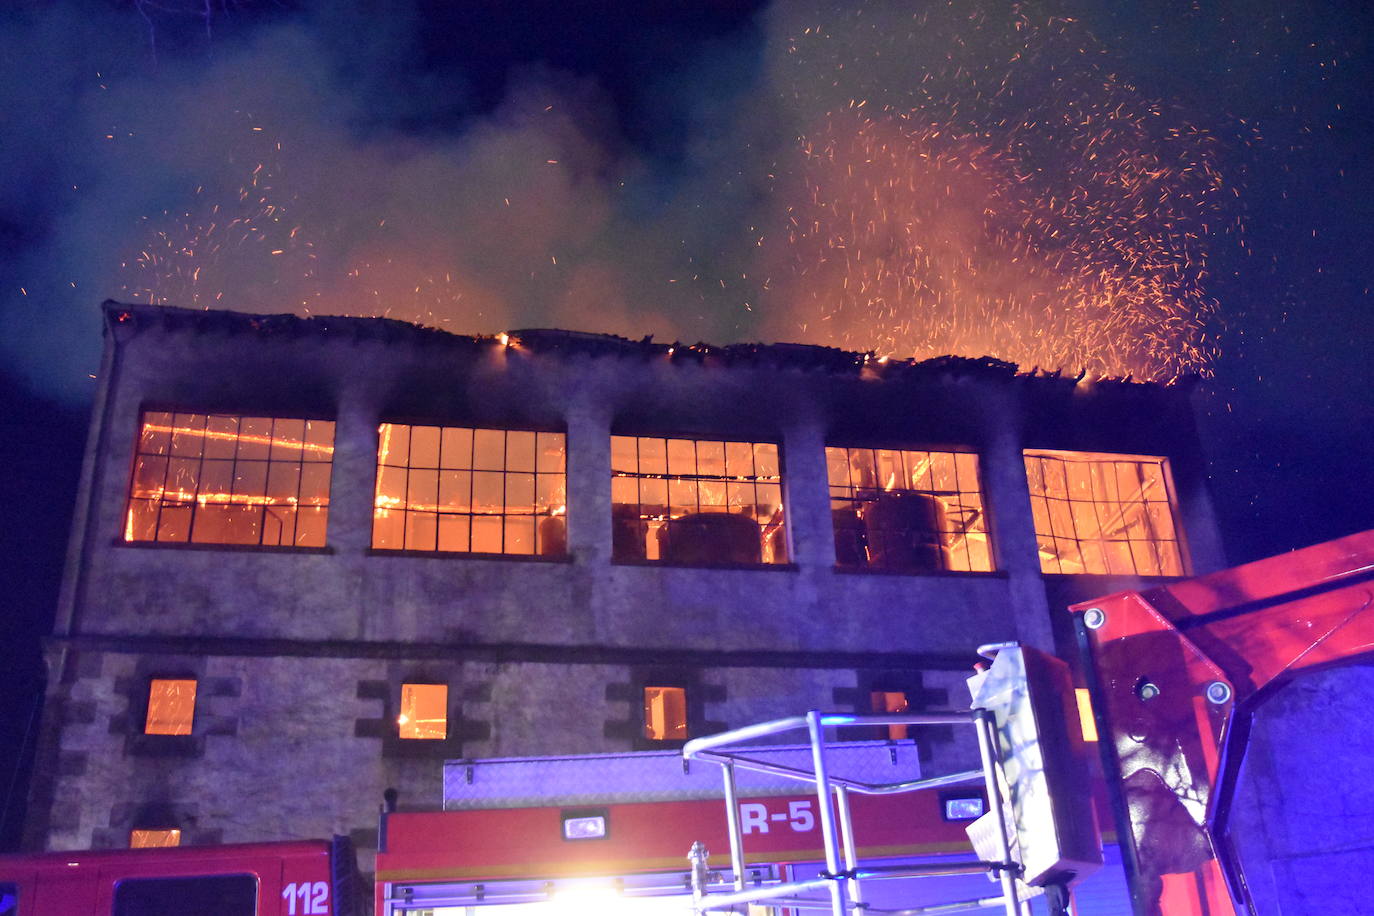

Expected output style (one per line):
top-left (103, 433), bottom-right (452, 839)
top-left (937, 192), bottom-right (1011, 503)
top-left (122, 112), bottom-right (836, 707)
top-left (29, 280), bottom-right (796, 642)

top-left (979, 387), bottom-right (1055, 651)
top-left (565, 392), bottom-right (612, 565)
top-left (330, 383), bottom-right (381, 556)
top-left (781, 412), bottom-right (833, 569)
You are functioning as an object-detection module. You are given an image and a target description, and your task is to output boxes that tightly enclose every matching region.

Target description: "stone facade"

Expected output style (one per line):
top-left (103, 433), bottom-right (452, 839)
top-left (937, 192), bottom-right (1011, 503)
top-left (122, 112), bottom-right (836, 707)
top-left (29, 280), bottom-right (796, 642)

top-left (28, 301), bottom-right (1225, 875)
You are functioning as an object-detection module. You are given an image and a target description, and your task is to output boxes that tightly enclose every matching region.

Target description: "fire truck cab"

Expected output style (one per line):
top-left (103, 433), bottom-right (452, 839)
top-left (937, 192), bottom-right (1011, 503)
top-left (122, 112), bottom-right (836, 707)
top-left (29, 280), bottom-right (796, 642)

top-left (0, 837), bottom-right (361, 916)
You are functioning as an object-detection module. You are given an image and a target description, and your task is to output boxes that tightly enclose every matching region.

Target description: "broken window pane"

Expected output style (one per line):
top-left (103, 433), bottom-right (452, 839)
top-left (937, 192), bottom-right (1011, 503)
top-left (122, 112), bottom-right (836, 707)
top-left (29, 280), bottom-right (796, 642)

top-left (125, 411), bottom-right (333, 548)
top-left (612, 436), bottom-right (788, 565)
top-left (1024, 450), bottom-right (1187, 577)
top-left (144, 679), bottom-right (196, 736)
top-left (643, 686), bottom-right (688, 741)
top-left (826, 446), bottom-right (993, 573)
top-left (398, 683), bottom-right (448, 740)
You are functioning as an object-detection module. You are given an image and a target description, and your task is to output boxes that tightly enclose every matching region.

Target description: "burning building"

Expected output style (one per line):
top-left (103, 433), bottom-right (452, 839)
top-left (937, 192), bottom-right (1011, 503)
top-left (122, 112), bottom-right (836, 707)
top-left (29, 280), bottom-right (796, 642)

top-left (26, 300), bottom-right (1224, 877)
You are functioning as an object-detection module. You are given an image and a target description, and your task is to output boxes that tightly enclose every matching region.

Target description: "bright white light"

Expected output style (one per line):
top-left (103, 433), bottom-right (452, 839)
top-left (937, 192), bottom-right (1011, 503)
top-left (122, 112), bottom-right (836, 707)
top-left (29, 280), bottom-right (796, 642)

top-left (944, 797), bottom-right (986, 820)
top-left (549, 888), bottom-right (624, 915)
top-left (562, 814), bottom-right (607, 840)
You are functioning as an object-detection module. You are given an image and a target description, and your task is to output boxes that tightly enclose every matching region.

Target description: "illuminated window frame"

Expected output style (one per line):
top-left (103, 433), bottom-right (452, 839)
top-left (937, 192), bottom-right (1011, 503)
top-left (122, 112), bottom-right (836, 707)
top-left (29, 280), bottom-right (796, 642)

top-left (124, 411), bottom-right (335, 548)
top-left (1024, 449), bottom-right (1187, 576)
top-left (643, 686), bottom-right (689, 742)
top-left (398, 683), bottom-right (448, 740)
top-left (826, 446), bottom-right (993, 573)
top-left (372, 424), bottom-right (567, 556)
top-left (611, 436), bottom-right (788, 566)
top-left (144, 679), bottom-right (196, 736)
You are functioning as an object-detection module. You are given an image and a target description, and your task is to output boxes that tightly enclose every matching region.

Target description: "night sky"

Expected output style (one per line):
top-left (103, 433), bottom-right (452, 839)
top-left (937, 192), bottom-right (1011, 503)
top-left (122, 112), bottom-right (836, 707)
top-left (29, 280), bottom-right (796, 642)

top-left (1, 0), bottom-right (1371, 851)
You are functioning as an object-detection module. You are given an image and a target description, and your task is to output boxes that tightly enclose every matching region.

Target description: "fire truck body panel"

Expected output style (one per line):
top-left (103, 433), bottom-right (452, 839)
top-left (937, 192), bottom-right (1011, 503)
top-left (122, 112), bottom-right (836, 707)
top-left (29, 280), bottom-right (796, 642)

top-left (0, 839), bottom-right (353, 916)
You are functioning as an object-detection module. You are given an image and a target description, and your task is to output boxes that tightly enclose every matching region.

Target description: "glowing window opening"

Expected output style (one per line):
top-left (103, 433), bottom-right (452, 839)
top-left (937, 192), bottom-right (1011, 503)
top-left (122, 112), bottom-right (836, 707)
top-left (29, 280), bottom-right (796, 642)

top-left (144, 679), bottom-right (196, 736)
top-left (399, 683), bottom-right (449, 740)
top-left (373, 424), bottom-right (567, 556)
top-left (611, 436), bottom-right (787, 566)
top-left (643, 686), bottom-right (688, 742)
top-left (129, 829), bottom-right (181, 848)
top-left (871, 690), bottom-right (911, 741)
top-left (125, 412), bottom-right (335, 548)
top-left (826, 446), bottom-right (993, 573)
top-left (1023, 449), bottom-right (1187, 576)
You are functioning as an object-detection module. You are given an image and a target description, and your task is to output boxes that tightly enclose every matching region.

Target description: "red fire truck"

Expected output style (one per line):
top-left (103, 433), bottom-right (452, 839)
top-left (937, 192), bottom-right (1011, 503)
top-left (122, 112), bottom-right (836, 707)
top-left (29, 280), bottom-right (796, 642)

top-left (0, 837), bottom-right (361, 916)
top-left (3, 530), bottom-right (1368, 915)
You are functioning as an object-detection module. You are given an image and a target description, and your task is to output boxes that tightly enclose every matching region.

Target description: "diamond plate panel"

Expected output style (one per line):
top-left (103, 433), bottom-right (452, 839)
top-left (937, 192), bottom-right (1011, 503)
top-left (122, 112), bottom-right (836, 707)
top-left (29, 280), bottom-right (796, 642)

top-left (443, 741), bottom-right (922, 809)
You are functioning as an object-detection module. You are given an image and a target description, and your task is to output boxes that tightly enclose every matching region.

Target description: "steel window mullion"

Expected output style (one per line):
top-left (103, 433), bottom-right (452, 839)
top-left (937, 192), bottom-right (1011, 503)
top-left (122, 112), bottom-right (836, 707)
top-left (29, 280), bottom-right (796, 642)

top-left (186, 416), bottom-right (208, 544)
top-left (499, 430), bottom-right (509, 553)
top-left (466, 426), bottom-right (477, 553)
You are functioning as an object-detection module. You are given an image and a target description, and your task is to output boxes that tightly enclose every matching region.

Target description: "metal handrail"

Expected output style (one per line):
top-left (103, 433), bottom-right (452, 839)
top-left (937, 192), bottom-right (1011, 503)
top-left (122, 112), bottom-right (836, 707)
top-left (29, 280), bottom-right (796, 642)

top-left (684, 709), bottom-right (1024, 916)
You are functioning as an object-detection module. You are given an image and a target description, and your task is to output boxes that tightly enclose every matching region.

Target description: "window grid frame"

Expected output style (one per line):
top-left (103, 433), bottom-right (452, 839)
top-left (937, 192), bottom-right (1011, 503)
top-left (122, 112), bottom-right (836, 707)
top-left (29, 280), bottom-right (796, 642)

top-left (372, 423), bottom-right (567, 557)
top-left (610, 434), bottom-right (788, 566)
top-left (1024, 449), bottom-right (1188, 577)
top-left (826, 445), bottom-right (994, 573)
top-left (124, 410), bottom-right (335, 548)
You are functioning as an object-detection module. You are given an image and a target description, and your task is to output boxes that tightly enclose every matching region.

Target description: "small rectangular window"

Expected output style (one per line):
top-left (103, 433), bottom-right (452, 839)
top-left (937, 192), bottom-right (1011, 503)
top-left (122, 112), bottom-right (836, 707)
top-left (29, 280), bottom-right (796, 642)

top-left (871, 690), bottom-right (910, 741)
top-left (144, 679), bottom-right (196, 736)
top-left (398, 683), bottom-right (448, 740)
top-left (612, 436), bottom-right (787, 565)
top-left (114, 875), bottom-right (256, 916)
top-left (129, 828), bottom-right (181, 848)
top-left (827, 446), bottom-right (992, 572)
top-left (643, 686), bottom-right (688, 741)
top-left (1023, 450), bottom-right (1187, 576)
top-left (125, 412), bottom-right (334, 547)
top-left (373, 424), bottom-right (566, 556)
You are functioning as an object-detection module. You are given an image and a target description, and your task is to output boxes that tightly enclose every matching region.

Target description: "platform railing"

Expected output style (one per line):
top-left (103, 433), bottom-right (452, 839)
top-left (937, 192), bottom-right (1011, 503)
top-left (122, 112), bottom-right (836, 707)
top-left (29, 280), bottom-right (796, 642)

top-left (682, 709), bottom-right (1026, 916)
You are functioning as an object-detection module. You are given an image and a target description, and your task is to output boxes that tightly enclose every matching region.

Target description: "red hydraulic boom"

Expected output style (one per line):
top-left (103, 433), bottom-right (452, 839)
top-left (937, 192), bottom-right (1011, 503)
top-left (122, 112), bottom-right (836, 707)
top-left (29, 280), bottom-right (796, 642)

top-left (1070, 529), bottom-right (1374, 915)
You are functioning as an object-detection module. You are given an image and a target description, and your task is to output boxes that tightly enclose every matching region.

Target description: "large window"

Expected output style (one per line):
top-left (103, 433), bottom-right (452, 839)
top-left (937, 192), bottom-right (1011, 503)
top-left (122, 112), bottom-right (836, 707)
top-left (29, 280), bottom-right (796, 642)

top-left (373, 424), bottom-right (567, 556)
top-left (611, 436), bottom-right (787, 565)
top-left (1024, 449), bottom-right (1186, 576)
top-left (125, 412), bottom-right (334, 547)
top-left (826, 447), bottom-right (992, 573)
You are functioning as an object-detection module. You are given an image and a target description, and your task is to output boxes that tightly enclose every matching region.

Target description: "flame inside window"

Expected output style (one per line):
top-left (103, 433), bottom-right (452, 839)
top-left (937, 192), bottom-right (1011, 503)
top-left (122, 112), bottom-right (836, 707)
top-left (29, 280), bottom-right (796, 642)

top-left (373, 424), bottom-right (566, 556)
top-left (125, 412), bottom-right (334, 547)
